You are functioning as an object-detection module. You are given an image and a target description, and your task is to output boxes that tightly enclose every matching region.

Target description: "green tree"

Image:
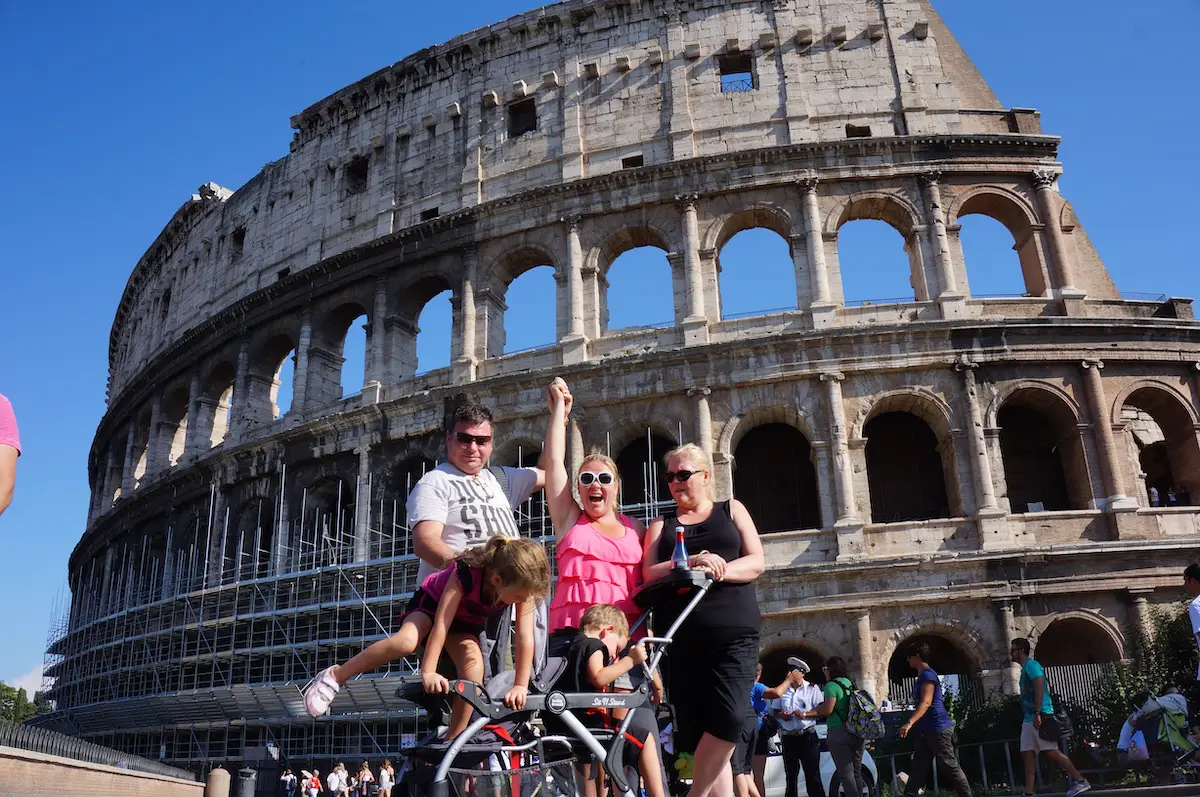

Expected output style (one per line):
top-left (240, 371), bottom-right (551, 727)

top-left (0, 680), bottom-right (38, 723)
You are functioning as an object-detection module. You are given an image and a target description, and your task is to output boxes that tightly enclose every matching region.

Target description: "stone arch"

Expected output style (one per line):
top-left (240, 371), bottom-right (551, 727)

top-left (852, 388), bottom-right (956, 442)
top-left (826, 191), bottom-right (923, 239)
top-left (994, 382), bottom-right (1092, 512)
top-left (702, 204), bottom-right (796, 254)
top-left (484, 243), bottom-right (559, 289)
top-left (586, 218), bottom-right (677, 276)
top-left (885, 620), bottom-right (988, 704)
top-left (161, 386), bottom-right (190, 468)
top-left (203, 360), bottom-right (237, 449)
top-left (718, 405), bottom-right (819, 457)
top-left (493, 437), bottom-right (543, 468)
top-left (602, 420), bottom-right (680, 519)
top-left (948, 185), bottom-right (1047, 298)
top-left (1030, 610), bottom-right (1125, 666)
top-left (393, 272), bottom-right (456, 376)
top-left (483, 245), bottom-right (559, 356)
top-left (1114, 381), bottom-right (1200, 506)
top-left (857, 389), bottom-right (960, 523)
top-left (759, 637), bottom-right (833, 687)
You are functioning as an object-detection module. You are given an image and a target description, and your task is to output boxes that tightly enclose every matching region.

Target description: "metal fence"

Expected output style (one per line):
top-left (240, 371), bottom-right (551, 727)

top-left (0, 720), bottom-right (198, 781)
top-left (874, 737), bottom-right (1073, 796)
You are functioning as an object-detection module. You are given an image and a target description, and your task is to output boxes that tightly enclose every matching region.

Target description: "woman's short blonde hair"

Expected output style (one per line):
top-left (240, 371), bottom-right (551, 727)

top-left (664, 443), bottom-right (714, 499)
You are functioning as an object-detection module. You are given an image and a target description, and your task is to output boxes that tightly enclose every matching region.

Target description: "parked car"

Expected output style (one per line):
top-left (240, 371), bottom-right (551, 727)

top-left (762, 724), bottom-right (878, 797)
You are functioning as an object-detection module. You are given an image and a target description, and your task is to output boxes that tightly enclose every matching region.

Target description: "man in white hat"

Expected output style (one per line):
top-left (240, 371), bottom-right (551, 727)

top-left (770, 657), bottom-right (827, 797)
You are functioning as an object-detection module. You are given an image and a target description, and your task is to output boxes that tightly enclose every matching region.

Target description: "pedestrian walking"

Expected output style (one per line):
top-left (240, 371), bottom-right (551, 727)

top-left (1010, 638), bottom-right (1090, 796)
top-left (897, 642), bottom-right (971, 797)
top-left (811, 657), bottom-right (870, 797)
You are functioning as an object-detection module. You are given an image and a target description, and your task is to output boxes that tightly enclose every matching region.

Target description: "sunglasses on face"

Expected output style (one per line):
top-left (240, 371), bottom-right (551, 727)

top-left (578, 472), bottom-right (615, 486)
top-left (454, 432), bottom-right (493, 447)
top-left (664, 469), bottom-right (702, 484)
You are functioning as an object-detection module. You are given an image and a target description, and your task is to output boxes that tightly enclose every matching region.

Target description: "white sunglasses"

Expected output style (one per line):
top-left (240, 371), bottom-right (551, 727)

top-left (578, 472), bottom-right (615, 486)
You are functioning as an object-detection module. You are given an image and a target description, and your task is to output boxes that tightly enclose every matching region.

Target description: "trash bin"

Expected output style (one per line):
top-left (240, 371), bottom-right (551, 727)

top-left (205, 767), bottom-right (231, 797)
top-left (234, 767), bottom-right (257, 797)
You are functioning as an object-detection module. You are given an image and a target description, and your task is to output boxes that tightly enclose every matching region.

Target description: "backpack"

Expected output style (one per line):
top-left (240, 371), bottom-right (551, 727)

top-left (831, 676), bottom-right (885, 741)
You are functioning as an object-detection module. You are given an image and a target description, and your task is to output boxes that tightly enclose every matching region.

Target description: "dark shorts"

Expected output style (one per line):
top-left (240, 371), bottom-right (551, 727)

top-left (665, 631), bottom-right (760, 753)
top-left (400, 588), bottom-right (486, 637)
top-left (754, 721), bottom-right (772, 756)
top-left (732, 713), bottom-right (759, 775)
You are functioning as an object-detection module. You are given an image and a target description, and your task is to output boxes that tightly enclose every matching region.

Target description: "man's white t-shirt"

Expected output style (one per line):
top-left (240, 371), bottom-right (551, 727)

top-left (1190, 594), bottom-right (1200, 679)
top-left (771, 682), bottom-right (824, 733)
top-left (408, 463), bottom-right (540, 583)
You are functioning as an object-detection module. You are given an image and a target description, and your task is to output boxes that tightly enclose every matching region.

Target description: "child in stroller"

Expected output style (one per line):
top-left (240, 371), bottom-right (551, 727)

top-left (543, 604), bottom-right (667, 797)
top-left (303, 537), bottom-right (551, 738)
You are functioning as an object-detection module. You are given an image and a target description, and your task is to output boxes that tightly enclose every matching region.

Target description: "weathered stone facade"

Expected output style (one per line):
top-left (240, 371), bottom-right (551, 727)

top-left (43, 0), bottom-right (1200, 773)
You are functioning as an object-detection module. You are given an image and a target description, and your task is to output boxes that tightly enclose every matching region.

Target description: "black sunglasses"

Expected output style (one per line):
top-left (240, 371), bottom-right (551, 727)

top-left (454, 432), bottom-right (493, 447)
top-left (664, 469), bottom-right (702, 484)
top-left (578, 472), bottom-right (615, 485)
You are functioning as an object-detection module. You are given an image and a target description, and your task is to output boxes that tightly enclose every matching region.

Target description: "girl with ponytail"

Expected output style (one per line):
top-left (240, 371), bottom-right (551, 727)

top-left (303, 535), bottom-right (550, 738)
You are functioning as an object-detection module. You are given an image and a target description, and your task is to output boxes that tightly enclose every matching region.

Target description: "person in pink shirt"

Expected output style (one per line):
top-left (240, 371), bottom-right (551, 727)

top-left (0, 393), bottom-right (20, 517)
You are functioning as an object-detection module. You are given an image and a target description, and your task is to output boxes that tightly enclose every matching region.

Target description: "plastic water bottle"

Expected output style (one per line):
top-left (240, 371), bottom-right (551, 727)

top-left (671, 526), bottom-right (689, 570)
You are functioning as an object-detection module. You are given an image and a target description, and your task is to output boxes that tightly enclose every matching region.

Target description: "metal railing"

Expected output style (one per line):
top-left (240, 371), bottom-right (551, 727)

top-left (1120, 291), bottom-right (1168, 302)
top-left (721, 306), bottom-right (797, 321)
top-left (0, 720), bottom-right (198, 781)
top-left (844, 296), bottom-right (917, 307)
top-left (873, 736), bottom-right (1070, 796)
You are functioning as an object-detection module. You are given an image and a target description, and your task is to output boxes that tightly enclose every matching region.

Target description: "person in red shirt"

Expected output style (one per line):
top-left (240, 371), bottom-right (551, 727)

top-left (0, 394), bottom-right (20, 517)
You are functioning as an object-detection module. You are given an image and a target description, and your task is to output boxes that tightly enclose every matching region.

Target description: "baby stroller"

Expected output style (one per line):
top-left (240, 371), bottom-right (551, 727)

top-left (398, 568), bottom-right (714, 797)
top-left (1131, 692), bottom-right (1199, 781)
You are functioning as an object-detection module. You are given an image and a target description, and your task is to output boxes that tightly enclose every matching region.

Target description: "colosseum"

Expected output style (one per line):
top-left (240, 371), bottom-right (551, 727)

top-left (39, 0), bottom-right (1200, 780)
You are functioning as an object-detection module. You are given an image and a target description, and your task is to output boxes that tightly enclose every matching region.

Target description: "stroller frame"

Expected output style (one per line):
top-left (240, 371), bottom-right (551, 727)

top-left (402, 569), bottom-right (715, 797)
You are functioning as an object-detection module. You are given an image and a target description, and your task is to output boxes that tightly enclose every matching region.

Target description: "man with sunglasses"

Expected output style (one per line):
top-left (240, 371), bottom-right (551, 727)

top-left (408, 397), bottom-right (546, 585)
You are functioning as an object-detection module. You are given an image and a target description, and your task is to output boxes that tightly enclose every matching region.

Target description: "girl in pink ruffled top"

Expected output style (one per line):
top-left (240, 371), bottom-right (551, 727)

top-left (543, 379), bottom-right (663, 701)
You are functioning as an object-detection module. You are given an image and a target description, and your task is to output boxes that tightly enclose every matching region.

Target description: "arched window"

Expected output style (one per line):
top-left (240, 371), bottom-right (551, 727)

top-left (760, 643), bottom-right (827, 688)
top-left (1121, 387), bottom-right (1200, 507)
top-left (503, 265), bottom-right (557, 353)
top-left (957, 215), bottom-right (1027, 297)
top-left (1035, 618), bottom-right (1121, 666)
top-left (340, 314), bottom-right (368, 398)
top-left (296, 478), bottom-right (356, 569)
top-left (389, 456), bottom-right (438, 558)
top-left (835, 220), bottom-right (918, 305)
top-left (888, 632), bottom-right (983, 708)
top-left (605, 247), bottom-right (674, 331)
top-left (273, 349), bottom-right (295, 418)
top-left (614, 432), bottom-right (675, 521)
top-left (162, 388), bottom-right (189, 467)
top-left (864, 412), bottom-right (949, 523)
top-left (733, 423), bottom-right (821, 532)
top-left (997, 388), bottom-right (1091, 512)
top-left (501, 444), bottom-right (548, 540)
top-left (131, 415), bottom-right (151, 487)
top-left (717, 227), bottom-right (797, 318)
top-left (953, 192), bottom-right (1045, 297)
top-left (416, 290), bottom-right (452, 374)
top-left (210, 385), bottom-right (233, 448)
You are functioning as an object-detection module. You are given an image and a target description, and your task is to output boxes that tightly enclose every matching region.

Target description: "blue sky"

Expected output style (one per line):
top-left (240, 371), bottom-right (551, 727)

top-left (1, 0), bottom-right (1198, 693)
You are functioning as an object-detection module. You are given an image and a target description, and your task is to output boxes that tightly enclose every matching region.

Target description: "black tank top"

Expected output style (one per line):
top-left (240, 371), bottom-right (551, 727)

top-left (653, 501), bottom-right (760, 640)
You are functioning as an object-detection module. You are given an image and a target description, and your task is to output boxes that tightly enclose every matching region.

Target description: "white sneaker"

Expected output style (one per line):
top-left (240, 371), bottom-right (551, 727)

top-left (304, 667), bottom-right (341, 717)
top-left (1065, 781), bottom-right (1091, 796)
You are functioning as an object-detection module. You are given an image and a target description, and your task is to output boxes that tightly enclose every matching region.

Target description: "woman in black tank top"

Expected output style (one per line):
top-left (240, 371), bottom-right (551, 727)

top-left (642, 443), bottom-right (765, 797)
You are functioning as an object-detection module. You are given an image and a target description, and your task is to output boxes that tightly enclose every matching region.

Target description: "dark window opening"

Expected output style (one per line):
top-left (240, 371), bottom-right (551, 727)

top-left (621, 154), bottom-right (645, 169)
top-left (420, 207), bottom-right (440, 222)
top-left (276, 268), bottom-right (290, 281)
top-left (159, 290), bottom-right (171, 322)
top-left (345, 156), bottom-right (369, 196)
top-left (230, 227), bottom-right (246, 257)
top-left (733, 423), bottom-right (821, 533)
top-left (718, 53), bottom-right (755, 93)
top-left (508, 97), bottom-right (538, 138)
top-left (864, 412), bottom-right (949, 523)
top-left (998, 405), bottom-right (1071, 512)
top-left (846, 124), bottom-right (872, 138)
top-left (614, 434), bottom-right (675, 521)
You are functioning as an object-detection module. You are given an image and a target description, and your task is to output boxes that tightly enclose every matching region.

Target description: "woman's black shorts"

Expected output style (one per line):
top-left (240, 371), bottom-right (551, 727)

top-left (732, 712), bottom-right (759, 775)
top-left (664, 631), bottom-right (760, 754)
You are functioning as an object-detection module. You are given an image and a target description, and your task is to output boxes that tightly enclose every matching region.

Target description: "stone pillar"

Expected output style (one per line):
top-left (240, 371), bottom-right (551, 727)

top-left (364, 277), bottom-right (389, 404)
top-left (230, 337), bottom-right (250, 440)
top-left (849, 609), bottom-right (877, 700)
top-left (664, 12), bottom-right (696, 159)
top-left (567, 419), bottom-right (584, 482)
top-left (144, 394), bottom-right (164, 477)
top-left (690, 387), bottom-right (713, 457)
top-left (821, 372), bottom-right (863, 558)
top-left (956, 362), bottom-right (1011, 548)
top-left (800, 179), bottom-right (837, 329)
top-left (561, 217), bottom-right (588, 363)
top-left (119, 424), bottom-right (137, 498)
top-left (1081, 360), bottom-right (1138, 522)
top-left (354, 446), bottom-right (372, 563)
top-left (995, 600), bottom-right (1020, 696)
top-left (454, 246), bottom-right (479, 383)
top-left (290, 309), bottom-right (312, 417)
top-left (676, 193), bottom-right (708, 344)
top-left (921, 172), bottom-right (966, 318)
top-left (1130, 592), bottom-right (1153, 645)
top-left (1032, 171), bottom-right (1083, 298)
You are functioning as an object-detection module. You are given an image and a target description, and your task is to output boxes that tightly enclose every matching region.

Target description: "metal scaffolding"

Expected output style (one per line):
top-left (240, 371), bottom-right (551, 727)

top-left (39, 430), bottom-right (675, 774)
